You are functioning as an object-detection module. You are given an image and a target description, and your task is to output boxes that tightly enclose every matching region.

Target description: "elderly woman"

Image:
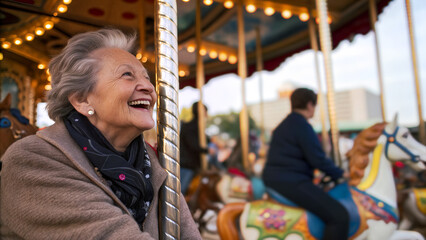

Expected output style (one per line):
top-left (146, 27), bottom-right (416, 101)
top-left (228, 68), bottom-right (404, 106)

top-left (0, 29), bottom-right (201, 239)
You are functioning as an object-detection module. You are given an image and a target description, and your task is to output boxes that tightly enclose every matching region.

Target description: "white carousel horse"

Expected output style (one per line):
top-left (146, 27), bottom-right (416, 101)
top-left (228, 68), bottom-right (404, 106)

top-left (217, 116), bottom-right (426, 240)
top-left (398, 187), bottom-right (426, 232)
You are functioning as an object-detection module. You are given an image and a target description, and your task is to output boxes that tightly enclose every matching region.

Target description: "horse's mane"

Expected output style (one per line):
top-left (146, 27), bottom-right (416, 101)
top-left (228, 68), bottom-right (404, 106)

top-left (346, 122), bottom-right (387, 186)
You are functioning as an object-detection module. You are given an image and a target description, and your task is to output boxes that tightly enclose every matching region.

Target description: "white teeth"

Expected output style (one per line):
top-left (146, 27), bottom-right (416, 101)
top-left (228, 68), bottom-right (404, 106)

top-left (128, 100), bottom-right (150, 106)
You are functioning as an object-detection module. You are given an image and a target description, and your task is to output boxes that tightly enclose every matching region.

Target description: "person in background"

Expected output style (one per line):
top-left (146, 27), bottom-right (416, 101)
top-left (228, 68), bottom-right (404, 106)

top-left (0, 29), bottom-right (201, 239)
top-left (179, 101), bottom-right (209, 194)
top-left (262, 88), bottom-right (349, 240)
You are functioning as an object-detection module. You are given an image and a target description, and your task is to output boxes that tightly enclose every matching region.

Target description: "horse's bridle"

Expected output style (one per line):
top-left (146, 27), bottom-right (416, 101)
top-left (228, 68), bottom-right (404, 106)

top-left (382, 126), bottom-right (420, 163)
top-left (0, 116), bottom-right (27, 139)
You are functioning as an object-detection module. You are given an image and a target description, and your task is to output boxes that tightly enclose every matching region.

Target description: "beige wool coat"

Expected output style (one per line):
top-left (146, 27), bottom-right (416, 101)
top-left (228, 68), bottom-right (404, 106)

top-left (0, 121), bottom-right (201, 240)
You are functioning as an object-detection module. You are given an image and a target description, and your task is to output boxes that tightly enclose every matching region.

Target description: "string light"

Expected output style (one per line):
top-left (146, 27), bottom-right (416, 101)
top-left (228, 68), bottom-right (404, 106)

top-left (57, 4), bottom-right (68, 13)
top-left (0, 52), bottom-right (3, 61)
top-left (264, 7), bottom-right (275, 16)
top-left (25, 33), bottom-right (35, 41)
top-left (38, 63), bottom-right (46, 69)
top-left (136, 52), bottom-right (142, 59)
top-left (228, 55), bottom-right (237, 64)
top-left (199, 48), bottom-right (207, 56)
top-left (209, 50), bottom-right (218, 59)
top-left (179, 70), bottom-right (186, 77)
top-left (63, 0), bottom-right (72, 4)
top-left (14, 38), bottom-right (23, 45)
top-left (142, 56), bottom-right (148, 63)
top-left (203, 0), bottom-right (213, 6)
top-left (281, 10), bottom-right (292, 19)
top-left (45, 84), bottom-right (52, 91)
top-left (224, 0), bottom-right (233, 9)
top-left (44, 21), bottom-right (54, 30)
top-left (299, 12), bottom-right (309, 22)
top-left (35, 27), bottom-right (45, 36)
top-left (246, 4), bottom-right (256, 13)
top-left (182, 0), bottom-right (190, 2)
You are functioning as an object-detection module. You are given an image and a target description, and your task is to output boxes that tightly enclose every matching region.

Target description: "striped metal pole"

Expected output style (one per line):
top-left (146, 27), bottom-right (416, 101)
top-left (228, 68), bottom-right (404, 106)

top-left (196, 0), bottom-right (208, 171)
top-left (154, 0), bottom-right (180, 239)
top-left (237, 0), bottom-right (250, 172)
top-left (405, 0), bottom-right (425, 144)
top-left (308, 8), bottom-right (331, 156)
top-left (315, 0), bottom-right (341, 166)
top-left (369, 0), bottom-right (386, 122)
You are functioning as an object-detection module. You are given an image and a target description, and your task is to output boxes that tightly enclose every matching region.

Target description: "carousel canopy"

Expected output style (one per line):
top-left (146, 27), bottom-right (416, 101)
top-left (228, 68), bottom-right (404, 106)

top-left (1, 0), bottom-right (392, 92)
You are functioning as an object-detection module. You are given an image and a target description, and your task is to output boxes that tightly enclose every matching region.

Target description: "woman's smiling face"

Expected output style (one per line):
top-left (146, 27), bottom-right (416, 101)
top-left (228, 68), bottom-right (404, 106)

top-left (85, 47), bottom-right (156, 149)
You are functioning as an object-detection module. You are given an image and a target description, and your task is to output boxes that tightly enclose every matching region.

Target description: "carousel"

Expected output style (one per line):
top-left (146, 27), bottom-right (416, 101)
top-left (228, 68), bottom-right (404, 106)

top-left (1, 0), bottom-right (426, 239)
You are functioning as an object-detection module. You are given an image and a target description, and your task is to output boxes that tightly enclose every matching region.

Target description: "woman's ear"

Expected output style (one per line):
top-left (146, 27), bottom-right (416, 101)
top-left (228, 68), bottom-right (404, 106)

top-left (68, 93), bottom-right (91, 117)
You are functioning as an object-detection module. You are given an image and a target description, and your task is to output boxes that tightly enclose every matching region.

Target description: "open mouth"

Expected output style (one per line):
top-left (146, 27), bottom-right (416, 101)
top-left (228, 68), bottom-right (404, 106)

top-left (128, 100), bottom-right (150, 109)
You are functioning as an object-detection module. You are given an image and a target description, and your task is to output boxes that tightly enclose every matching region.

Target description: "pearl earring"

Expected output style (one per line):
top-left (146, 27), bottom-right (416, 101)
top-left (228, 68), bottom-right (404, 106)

top-left (88, 109), bottom-right (95, 115)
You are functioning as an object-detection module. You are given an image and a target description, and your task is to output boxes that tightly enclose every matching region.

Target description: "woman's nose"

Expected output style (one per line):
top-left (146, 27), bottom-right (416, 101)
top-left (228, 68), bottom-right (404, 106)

top-left (136, 77), bottom-right (154, 93)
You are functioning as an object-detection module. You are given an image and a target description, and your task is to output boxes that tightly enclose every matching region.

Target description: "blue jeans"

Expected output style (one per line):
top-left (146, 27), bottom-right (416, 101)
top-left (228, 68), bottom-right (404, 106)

top-left (180, 167), bottom-right (194, 194)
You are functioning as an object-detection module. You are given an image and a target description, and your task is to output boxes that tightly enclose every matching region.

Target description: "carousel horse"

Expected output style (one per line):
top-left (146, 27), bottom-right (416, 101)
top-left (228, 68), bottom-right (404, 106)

top-left (0, 93), bottom-right (38, 159)
top-left (398, 187), bottom-right (426, 232)
top-left (217, 117), bottom-right (426, 240)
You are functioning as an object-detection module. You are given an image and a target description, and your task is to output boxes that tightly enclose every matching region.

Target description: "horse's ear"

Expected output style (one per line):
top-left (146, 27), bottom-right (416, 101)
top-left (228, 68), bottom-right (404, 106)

top-left (387, 113), bottom-right (398, 132)
top-left (0, 93), bottom-right (12, 109)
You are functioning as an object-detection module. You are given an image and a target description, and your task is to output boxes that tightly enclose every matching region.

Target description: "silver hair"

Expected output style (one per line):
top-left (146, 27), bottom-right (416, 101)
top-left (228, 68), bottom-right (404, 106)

top-left (46, 28), bottom-right (137, 121)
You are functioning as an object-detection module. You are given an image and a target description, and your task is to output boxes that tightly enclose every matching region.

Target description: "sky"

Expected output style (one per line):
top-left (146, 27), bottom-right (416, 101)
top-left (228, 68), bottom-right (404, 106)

top-left (178, 0), bottom-right (426, 126)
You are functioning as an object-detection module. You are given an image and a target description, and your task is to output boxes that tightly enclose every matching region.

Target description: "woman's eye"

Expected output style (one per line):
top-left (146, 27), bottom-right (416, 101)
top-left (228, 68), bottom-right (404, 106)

top-left (122, 72), bottom-right (132, 77)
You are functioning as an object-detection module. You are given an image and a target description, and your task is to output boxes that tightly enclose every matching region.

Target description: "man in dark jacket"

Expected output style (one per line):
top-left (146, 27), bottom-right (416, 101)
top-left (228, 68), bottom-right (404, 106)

top-left (180, 102), bottom-right (209, 194)
top-left (262, 88), bottom-right (349, 240)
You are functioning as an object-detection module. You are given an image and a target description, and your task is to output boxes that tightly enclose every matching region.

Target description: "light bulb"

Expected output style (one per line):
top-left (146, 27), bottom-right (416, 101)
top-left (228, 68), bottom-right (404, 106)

top-left (38, 63), bottom-right (46, 69)
top-left (63, 0), bottom-right (72, 4)
top-left (218, 52), bottom-right (227, 62)
top-left (57, 4), bottom-right (68, 13)
top-left (44, 21), bottom-right (54, 30)
top-left (25, 33), bottom-right (35, 41)
top-left (299, 13), bottom-right (309, 22)
top-left (228, 55), bottom-right (237, 64)
top-left (2, 41), bottom-right (11, 49)
top-left (281, 10), bottom-right (292, 19)
top-left (224, 0), bottom-right (233, 9)
top-left (264, 7), bottom-right (275, 16)
top-left (45, 84), bottom-right (52, 91)
top-left (179, 70), bottom-right (186, 77)
top-left (203, 0), bottom-right (213, 6)
top-left (35, 27), bottom-right (45, 36)
top-left (209, 50), bottom-right (218, 59)
top-left (199, 48), bottom-right (207, 56)
top-left (14, 38), bottom-right (23, 45)
top-left (246, 4), bottom-right (256, 13)
top-left (187, 45), bottom-right (195, 53)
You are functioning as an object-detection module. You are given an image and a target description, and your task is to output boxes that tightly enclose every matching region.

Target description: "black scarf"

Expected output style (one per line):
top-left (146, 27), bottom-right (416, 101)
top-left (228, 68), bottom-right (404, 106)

top-left (64, 111), bottom-right (153, 229)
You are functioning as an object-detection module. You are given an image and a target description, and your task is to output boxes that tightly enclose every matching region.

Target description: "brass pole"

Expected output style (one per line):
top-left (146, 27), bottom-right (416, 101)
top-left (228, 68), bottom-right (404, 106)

top-left (405, 0), bottom-right (425, 144)
top-left (308, 8), bottom-right (331, 155)
top-left (196, 0), bottom-right (208, 171)
top-left (237, 0), bottom-right (250, 171)
top-left (138, 2), bottom-right (146, 53)
top-left (154, 0), bottom-right (180, 239)
top-left (315, 0), bottom-right (341, 166)
top-left (369, 0), bottom-right (386, 122)
top-left (255, 27), bottom-right (265, 143)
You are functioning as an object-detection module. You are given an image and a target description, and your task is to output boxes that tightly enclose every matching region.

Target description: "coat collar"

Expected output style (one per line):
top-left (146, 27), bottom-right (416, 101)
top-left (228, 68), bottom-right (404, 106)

top-left (37, 121), bottom-right (167, 214)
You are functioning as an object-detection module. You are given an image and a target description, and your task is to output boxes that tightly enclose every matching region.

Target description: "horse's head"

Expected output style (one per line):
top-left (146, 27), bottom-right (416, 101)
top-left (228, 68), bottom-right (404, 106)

top-left (382, 115), bottom-right (426, 171)
top-left (0, 94), bottom-right (38, 157)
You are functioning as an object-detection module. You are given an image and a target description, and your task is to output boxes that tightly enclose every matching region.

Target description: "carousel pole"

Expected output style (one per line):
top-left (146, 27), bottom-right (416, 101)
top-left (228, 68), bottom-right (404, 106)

top-left (138, 4), bottom-right (146, 54)
top-left (237, 0), bottom-right (250, 171)
top-left (315, 0), bottom-right (341, 166)
top-left (196, 0), bottom-right (208, 171)
top-left (404, 0), bottom-right (425, 144)
top-left (369, 0), bottom-right (386, 122)
top-left (255, 27), bottom-right (265, 143)
top-left (308, 8), bottom-right (331, 155)
top-left (154, 0), bottom-right (181, 239)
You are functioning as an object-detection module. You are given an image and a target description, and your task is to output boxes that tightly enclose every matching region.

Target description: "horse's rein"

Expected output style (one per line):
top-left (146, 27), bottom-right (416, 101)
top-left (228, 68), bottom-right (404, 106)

top-left (383, 127), bottom-right (420, 163)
